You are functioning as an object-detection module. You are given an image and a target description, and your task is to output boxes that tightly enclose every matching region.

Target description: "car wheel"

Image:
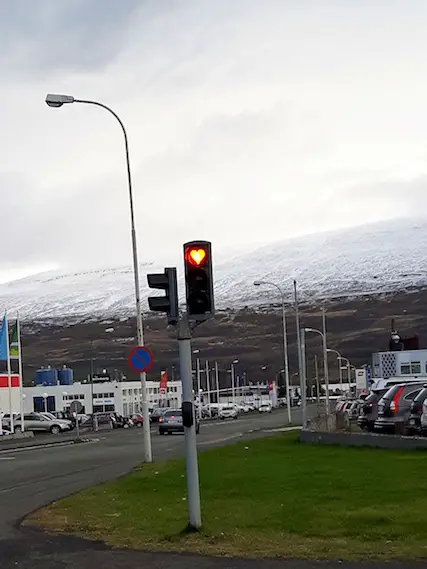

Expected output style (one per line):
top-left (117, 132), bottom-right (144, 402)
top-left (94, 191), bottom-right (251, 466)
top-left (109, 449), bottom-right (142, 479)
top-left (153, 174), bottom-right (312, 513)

top-left (196, 426), bottom-right (200, 434)
top-left (50, 425), bottom-right (61, 435)
top-left (136, 422), bottom-right (142, 428)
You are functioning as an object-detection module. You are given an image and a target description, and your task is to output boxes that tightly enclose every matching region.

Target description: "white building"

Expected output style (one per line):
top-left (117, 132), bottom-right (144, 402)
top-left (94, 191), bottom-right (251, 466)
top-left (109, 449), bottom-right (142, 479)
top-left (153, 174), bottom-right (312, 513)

top-left (0, 376), bottom-right (182, 416)
top-left (373, 349), bottom-right (427, 379)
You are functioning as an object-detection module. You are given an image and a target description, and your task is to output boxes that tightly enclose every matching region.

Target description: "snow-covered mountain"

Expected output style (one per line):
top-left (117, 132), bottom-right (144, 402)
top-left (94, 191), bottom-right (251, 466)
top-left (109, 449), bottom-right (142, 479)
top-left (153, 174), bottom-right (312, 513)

top-left (2, 217), bottom-right (427, 321)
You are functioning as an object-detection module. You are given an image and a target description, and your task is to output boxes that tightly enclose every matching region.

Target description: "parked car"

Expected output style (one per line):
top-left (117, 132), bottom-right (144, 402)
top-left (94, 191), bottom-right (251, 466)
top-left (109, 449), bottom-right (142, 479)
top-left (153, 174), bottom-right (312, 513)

top-left (406, 384), bottom-right (427, 435)
top-left (150, 408), bottom-right (166, 423)
top-left (51, 410), bottom-right (77, 428)
top-left (357, 389), bottom-right (389, 431)
top-left (111, 413), bottom-right (133, 429)
top-left (219, 406), bottom-right (238, 420)
top-left (5, 413), bottom-right (72, 435)
top-left (40, 412), bottom-right (73, 431)
top-left (131, 413), bottom-right (144, 427)
top-left (374, 382), bottom-right (425, 434)
top-left (345, 400), bottom-right (362, 420)
top-left (158, 409), bottom-right (200, 435)
top-left (259, 402), bottom-right (273, 413)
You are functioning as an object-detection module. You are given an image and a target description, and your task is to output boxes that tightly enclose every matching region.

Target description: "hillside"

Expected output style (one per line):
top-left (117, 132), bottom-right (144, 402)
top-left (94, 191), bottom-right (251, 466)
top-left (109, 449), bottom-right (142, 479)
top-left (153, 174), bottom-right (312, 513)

top-left (15, 288), bottom-right (427, 389)
top-left (1, 217), bottom-right (427, 320)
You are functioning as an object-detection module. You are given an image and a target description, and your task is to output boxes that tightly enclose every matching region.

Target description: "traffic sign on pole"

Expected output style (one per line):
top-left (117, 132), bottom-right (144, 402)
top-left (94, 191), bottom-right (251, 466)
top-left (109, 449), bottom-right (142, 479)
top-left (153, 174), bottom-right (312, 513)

top-left (128, 346), bottom-right (154, 373)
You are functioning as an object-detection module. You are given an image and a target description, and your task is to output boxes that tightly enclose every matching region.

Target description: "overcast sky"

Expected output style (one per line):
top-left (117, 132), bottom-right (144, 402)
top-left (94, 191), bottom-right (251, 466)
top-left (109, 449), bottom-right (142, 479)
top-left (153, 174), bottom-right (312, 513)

top-left (1, 0), bottom-right (427, 282)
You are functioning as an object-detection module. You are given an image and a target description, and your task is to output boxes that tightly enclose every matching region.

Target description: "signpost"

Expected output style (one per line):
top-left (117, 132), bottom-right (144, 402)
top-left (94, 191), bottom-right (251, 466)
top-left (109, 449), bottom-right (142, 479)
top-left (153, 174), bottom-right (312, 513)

top-left (70, 399), bottom-right (83, 439)
top-left (128, 346), bottom-right (154, 373)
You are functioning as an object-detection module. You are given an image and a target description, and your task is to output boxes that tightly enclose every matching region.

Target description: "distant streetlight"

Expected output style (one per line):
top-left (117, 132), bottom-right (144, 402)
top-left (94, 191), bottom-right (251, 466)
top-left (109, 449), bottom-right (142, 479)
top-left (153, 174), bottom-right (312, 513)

top-left (253, 280), bottom-right (292, 423)
top-left (326, 348), bottom-right (343, 391)
top-left (229, 359), bottom-right (239, 405)
top-left (193, 350), bottom-right (202, 419)
top-left (45, 93), bottom-right (152, 463)
top-left (304, 327), bottom-right (330, 417)
top-left (338, 356), bottom-right (352, 386)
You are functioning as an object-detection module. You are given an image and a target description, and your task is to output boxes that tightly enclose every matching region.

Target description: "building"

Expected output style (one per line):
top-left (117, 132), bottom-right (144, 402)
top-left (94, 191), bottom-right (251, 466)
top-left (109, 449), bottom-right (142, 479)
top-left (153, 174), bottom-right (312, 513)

top-left (372, 349), bottom-right (427, 379)
top-left (0, 376), bottom-right (182, 416)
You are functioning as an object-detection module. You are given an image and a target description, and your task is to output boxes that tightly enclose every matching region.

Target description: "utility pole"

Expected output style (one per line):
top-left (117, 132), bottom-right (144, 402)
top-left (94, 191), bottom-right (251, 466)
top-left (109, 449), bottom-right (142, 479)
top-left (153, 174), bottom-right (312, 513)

top-left (321, 305), bottom-right (330, 419)
top-left (300, 327), bottom-right (307, 427)
top-left (314, 354), bottom-right (320, 405)
top-left (177, 317), bottom-right (202, 529)
top-left (294, 280), bottom-right (304, 411)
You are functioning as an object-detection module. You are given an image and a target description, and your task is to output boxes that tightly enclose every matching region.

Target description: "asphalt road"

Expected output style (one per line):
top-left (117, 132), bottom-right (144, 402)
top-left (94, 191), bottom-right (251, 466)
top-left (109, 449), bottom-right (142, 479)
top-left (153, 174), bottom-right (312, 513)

top-left (1, 407), bottom-right (426, 569)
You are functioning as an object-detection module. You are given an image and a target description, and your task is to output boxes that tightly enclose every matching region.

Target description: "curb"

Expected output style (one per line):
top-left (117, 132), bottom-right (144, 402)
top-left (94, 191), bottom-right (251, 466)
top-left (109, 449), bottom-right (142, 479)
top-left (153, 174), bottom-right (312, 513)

top-left (0, 437), bottom-right (97, 454)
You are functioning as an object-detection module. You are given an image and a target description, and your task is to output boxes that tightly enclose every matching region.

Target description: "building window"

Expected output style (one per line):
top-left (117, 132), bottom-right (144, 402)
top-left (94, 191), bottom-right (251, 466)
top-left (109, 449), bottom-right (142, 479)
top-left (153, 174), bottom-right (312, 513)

top-left (411, 362), bottom-right (421, 374)
top-left (401, 363), bottom-right (411, 375)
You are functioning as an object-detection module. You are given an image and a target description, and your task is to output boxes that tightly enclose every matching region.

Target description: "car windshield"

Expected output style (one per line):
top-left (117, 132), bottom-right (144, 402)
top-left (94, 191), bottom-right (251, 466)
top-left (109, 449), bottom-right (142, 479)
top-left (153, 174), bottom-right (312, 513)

top-left (164, 411), bottom-right (181, 417)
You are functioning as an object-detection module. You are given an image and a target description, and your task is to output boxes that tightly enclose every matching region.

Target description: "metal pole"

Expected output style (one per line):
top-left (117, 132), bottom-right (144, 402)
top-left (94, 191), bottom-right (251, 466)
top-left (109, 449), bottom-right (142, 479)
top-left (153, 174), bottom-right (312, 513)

top-left (215, 362), bottom-right (220, 404)
top-left (90, 340), bottom-right (94, 414)
top-left (322, 307), bottom-right (330, 420)
top-left (347, 361), bottom-right (351, 389)
top-left (314, 354), bottom-right (320, 404)
top-left (17, 314), bottom-right (24, 432)
top-left (205, 360), bottom-right (212, 417)
top-left (231, 363), bottom-right (236, 405)
top-left (338, 357), bottom-right (343, 393)
top-left (281, 294), bottom-right (292, 424)
top-left (294, 280), bottom-right (302, 403)
top-left (196, 358), bottom-right (202, 419)
top-left (178, 317), bottom-right (202, 529)
top-left (300, 327), bottom-right (307, 427)
top-left (73, 98), bottom-right (151, 462)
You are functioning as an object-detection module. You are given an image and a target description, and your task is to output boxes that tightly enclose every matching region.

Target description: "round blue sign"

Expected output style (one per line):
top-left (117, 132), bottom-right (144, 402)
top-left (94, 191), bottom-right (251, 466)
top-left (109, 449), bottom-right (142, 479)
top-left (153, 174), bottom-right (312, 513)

top-left (128, 346), bottom-right (154, 373)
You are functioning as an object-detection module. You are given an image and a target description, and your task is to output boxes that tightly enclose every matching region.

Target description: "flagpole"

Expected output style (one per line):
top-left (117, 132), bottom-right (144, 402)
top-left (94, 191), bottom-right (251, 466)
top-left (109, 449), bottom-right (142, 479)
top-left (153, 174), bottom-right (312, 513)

top-left (5, 312), bottom-right (13, 434)
top-left (17, 314), bottom-right (24, 432)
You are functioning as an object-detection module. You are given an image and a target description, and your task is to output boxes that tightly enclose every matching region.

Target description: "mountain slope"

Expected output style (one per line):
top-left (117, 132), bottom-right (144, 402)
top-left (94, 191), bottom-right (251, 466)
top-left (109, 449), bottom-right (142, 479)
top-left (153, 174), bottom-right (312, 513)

top-left (2, 217), bottom-right (427, 320)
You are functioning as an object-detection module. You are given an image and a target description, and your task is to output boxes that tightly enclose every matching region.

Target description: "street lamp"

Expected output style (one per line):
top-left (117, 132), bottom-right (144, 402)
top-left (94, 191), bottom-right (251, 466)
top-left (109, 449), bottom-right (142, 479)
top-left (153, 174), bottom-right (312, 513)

top-left (45, 93), bottom-right (152, 462)
top-left (326, 348), bottom-right (343, 392)
top-left (338, 356), bottom-right (352, 389)
top-left (230, 359), bottom-right (239, 405)
top-left (42, 392), bottom-right (48, 413)
top-left (253, 280), bottom-right (291, 423)
top-left (304, 327), bottom-right (330, 417)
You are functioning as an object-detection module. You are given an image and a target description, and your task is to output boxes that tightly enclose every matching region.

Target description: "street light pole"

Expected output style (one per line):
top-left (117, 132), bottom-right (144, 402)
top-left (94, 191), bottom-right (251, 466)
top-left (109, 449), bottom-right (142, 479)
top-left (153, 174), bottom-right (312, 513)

top-left (253, 280), bottom-right (292, 422)
top-left (215, 362), bottom-right (220, 404)
top-left (304, 326), bottom-right (330, 421)
top-left (326, 348), bottom-right (343, 392)
top-left (45, 93), bottom-right (152, 462)
top-left (338, 356), bottom-right (352, 393)
top-left (321, 306), bottom-right (330, 415)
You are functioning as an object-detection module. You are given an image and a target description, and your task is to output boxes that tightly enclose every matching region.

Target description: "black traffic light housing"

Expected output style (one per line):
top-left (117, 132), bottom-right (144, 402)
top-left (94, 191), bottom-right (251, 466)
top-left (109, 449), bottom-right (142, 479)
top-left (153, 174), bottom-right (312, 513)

top-left (147, 267), bottom-right (179, 325)
top-left (183, 240), bottom-right (214, 322)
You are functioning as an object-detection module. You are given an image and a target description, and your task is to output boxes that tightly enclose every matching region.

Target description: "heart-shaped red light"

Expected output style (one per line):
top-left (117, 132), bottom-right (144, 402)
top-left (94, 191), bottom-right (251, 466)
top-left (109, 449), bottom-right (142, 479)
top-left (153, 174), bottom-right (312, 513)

top-left (188, 248), bottom-right (206, 266)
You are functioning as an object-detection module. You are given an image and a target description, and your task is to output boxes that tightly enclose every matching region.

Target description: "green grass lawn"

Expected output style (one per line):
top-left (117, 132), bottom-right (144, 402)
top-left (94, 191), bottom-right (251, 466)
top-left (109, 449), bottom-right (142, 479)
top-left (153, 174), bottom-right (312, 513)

top-left (27, 432), bottom-right (427, 560)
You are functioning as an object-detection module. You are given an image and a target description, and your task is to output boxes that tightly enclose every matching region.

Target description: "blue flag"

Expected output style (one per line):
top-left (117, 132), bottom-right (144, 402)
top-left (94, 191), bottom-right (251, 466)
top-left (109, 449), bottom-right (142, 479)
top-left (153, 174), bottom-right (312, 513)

top-left (0, 315), bottom-right (8, 361)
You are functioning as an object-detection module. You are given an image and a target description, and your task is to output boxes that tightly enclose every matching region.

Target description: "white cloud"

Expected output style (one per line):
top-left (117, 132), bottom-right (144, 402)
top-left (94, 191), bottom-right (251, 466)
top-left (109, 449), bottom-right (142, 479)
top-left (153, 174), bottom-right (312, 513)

top-left (1, 0), bottom-right (427, 280)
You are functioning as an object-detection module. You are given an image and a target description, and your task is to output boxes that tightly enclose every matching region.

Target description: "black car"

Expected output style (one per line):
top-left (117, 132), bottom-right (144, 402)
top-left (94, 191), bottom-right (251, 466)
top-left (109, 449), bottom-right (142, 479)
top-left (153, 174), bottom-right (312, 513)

top-left (406, 384), bottom-right (427, 435)
top-left (374, 383), bottom-right (424, 434)
top-left (150, 408), bottom-right (167, 423)
top-left (159, 409), bottom-right (200, 435)
top-left (357, 389), bottom-right (388, 432)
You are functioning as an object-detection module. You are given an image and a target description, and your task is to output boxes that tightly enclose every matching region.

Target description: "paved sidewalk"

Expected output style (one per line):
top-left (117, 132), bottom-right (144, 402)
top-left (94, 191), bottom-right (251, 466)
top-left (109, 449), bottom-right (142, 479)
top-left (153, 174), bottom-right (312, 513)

top-left (2, 528), bottom-right (427, 569)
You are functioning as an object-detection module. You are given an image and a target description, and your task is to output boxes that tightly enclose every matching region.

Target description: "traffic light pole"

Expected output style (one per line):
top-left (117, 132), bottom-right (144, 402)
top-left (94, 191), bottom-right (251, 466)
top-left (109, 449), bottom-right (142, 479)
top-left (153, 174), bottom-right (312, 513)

top-left (177, 316), bottom-right (202, 530)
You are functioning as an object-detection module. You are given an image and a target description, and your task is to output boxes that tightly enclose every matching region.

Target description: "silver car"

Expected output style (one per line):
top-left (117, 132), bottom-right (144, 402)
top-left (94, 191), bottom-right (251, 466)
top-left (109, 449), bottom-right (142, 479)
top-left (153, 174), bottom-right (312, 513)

top-left (11, 413), bottom-right (71, 435)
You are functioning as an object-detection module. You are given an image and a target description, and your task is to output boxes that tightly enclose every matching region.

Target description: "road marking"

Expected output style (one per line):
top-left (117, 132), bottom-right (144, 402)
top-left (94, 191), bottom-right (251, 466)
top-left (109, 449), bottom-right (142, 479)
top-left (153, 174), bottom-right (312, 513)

top-left (0, 456), bottom-right (15, 460)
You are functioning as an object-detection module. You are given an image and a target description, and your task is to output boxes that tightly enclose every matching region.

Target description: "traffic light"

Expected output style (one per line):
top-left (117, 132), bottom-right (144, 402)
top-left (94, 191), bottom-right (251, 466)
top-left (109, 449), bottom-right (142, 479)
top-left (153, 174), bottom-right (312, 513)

top-left (183, 240), bottom-right (214, 321)
top-left (147, 267), bottom-right (179, 325)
